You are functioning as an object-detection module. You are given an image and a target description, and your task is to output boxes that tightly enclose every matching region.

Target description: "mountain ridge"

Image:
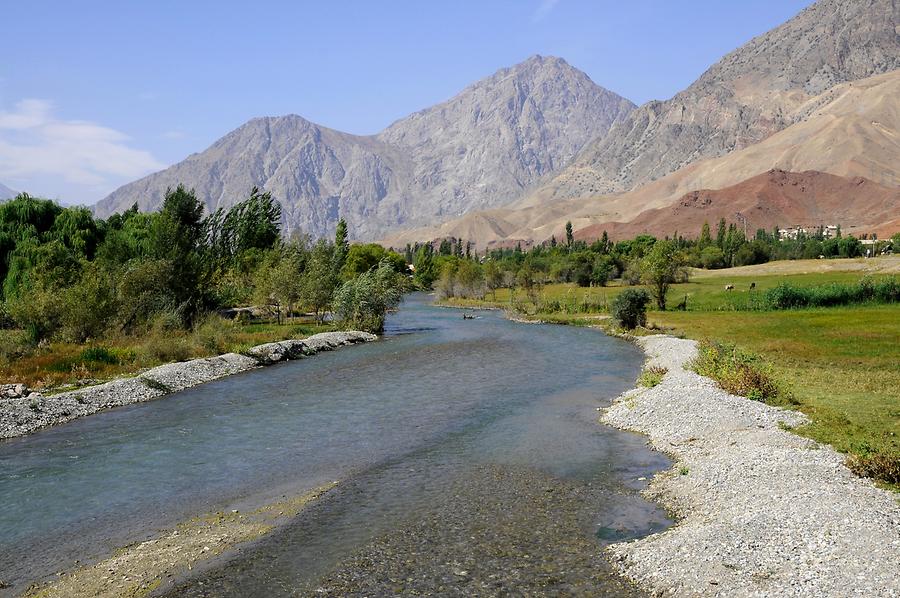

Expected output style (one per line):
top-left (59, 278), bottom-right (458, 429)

top-left (95, 55), bottom-right (635, 239)
top-left (0, 182), bottom-right (16, 200)
top-left (534, 0), bottom-right (900, 200)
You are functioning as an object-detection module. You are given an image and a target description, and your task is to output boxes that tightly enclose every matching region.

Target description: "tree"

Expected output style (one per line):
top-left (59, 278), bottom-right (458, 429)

top-left (413, 244), bottom-right (437, 288)
top-left (565, 221), bottom-right (574, 249)
top-left (484, 260), bottom-right (503, 299)
top-left (342, 243), bottom-right (405, 278)
top-left (610, 288), bottom-right (650, 330)
top-left (332, 259), bottom-right (404, 333)
top-left (640, 240), bottom-right (687, 310)
top-left (592, 254), bottom-right (616, 286)
top-left (301, 241), bottom-right (338, 324)
top-left (716, 218), bottom-right (727, 249)
top-left (333, 218), bottom-right (350, 273)
top-left (699, 221), bottom-right (712, 249)
top-left (700, 246), bottom-right (726, 269)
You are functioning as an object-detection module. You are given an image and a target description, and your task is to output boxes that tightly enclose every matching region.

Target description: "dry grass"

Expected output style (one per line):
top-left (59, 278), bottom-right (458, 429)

top-left (0, 317), bottom-right (336, 390)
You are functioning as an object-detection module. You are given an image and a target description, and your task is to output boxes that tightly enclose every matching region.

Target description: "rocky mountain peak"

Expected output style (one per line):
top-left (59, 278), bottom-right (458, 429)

top-left (95, 57), bottom-right (634, 240)
top-left (542, 0), bottom-right (900, 199)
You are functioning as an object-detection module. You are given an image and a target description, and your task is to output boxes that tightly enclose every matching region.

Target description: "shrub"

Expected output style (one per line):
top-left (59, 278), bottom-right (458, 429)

top-left (192, 315), bottom-right (235, 354)
top-left (610, 288), bottom-right (650, 330)
top-left (692, 340), bottom-right (788, 404)
top-left (764, 277), bottom-right (899, 309)
top-left (700, 246), bottom-right (726, 269)
top-left (847, 451), bottom-right (900, 485)
top-left (637, 366), bottom-right (667, 387)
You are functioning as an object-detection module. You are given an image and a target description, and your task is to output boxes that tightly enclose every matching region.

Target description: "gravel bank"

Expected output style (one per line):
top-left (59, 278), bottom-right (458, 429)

top-left (602, 334), bottom-right (900, 597)
top-left (0, 331), bottom-right (376, 440)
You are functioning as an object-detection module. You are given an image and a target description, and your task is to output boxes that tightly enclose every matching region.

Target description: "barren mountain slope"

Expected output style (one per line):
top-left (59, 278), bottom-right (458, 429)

top-left (95, 56), bottom-right (634, 240)
top-left (575, 169), bottom-right (900, 241)
top-left (382, 70), bottom-right (900, 248)
top-left (536, 0), bottom-right (900, 200)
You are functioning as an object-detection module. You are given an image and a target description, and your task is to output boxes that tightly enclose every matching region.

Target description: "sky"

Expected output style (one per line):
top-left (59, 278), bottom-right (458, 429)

top-left (1, 0), bottom-right (814, 205)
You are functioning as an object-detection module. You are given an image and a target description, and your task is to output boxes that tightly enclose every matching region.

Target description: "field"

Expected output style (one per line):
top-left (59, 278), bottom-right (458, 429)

top-left (0, 318), bottom-right (335, 391)
top-left (444, 256), bottom-right (900, 487)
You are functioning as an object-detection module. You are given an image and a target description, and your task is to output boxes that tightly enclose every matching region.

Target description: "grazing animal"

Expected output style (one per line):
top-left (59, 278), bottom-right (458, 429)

top-left (750, 282), bottom-right (756, 291)
top-left (725, 284), bottom-right (735, 291)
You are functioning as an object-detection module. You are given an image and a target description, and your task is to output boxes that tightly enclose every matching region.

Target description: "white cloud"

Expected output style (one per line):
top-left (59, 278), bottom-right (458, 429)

top-left (532, 0), bottom-right (561, 22)
top-left (0, 99), bottom-right (165, 188)
top-left (161, 129), bottom-right (186, 139)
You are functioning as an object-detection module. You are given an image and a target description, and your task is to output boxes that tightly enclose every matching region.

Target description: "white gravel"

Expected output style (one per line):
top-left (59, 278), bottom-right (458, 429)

top-left (0, 331), bottom-right (376, 439)
top-left (602, 334), bottom-right (900, 597)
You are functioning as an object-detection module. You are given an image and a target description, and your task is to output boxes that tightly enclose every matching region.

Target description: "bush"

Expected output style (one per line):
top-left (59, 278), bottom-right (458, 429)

top-left (847, 451), bottom-right (900, 485)
top-left (691, 340), bottom-right (788, 404)
top-left (610, 288), bottom-right (650, 330)
top-left (192, 315), bottom-right (236, 354)
top-left (700, 246), bottom-right (726, 269)
top-left (764, 278), bottom-right (900, 309)
top-left (637, 366), bottom-right (667, 387)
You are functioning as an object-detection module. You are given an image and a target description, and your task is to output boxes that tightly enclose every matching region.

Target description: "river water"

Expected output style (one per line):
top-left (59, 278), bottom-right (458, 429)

top-left (0, 294), bottom-right (670, 595)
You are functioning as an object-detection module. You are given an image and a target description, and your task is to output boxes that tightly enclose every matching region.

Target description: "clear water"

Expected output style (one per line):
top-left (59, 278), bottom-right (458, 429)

top-left (0, 294), bottom-right (670, 594)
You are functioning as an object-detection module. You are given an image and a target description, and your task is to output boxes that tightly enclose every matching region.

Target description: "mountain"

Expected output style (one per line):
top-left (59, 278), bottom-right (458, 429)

top-left (535, 0), bottom-right (900, 201)
top-left (575, 169), bottom-right (900, 241)
top-left (0, 182), bottom-right (16, 200)
top-left (381, 69), bottom-right (900, 247)
top-left (95, 56), bottom-right (634, 239)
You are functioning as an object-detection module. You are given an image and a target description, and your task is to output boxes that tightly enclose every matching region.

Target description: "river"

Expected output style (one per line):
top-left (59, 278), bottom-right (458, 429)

top-left (0, 294), bottom-right (670, 595)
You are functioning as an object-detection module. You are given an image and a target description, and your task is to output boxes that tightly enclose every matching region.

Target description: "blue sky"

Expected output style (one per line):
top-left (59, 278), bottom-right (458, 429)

top-left (1, 0), bottom-right (813, 205)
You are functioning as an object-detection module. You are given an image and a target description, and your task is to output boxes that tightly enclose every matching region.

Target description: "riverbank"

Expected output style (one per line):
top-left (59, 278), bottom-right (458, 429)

top-left (0, 331), bottom-right (376, 439)
top-left (603, 335), bottom-right (900, 596)
top-left (20, 482), bottom-right (338, 598)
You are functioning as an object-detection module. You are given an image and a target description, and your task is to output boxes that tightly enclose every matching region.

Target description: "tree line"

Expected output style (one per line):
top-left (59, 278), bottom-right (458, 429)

top-left (0, 188), bottom-right (407, 346)
top-left (409, 218), bottom-right (895, 311)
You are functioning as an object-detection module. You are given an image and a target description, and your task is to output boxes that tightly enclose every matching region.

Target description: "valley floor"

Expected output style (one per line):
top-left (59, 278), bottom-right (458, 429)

top-left (602, 335), bottom-right (900, 597)
top-left (442, 256), bottom-right (900, 489)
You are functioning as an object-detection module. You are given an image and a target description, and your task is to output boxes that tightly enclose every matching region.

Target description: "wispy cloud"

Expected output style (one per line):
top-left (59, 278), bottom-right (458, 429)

top-left (532, 0), bottom-right (561, 22)
top-left (161, 129), bottom-right (186, 139)
top-left (0, 99), bottom-right (164, 188)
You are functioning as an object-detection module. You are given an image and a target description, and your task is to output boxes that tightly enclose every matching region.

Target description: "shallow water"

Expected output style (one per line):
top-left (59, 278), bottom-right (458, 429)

top-left (0, 294), bottom-right (670, 595)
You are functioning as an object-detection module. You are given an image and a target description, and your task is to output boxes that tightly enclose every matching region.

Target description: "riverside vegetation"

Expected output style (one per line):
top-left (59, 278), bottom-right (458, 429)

top-left (0, 190), bottom-right (406, 390)
top-left (432, 222), bottom-right (900, 487)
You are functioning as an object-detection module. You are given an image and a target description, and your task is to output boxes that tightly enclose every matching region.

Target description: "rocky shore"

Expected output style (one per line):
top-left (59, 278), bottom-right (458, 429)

top-left (0, 331), bottom-right (376, 440)
top-left (602, 335), bottom-right (900, 597)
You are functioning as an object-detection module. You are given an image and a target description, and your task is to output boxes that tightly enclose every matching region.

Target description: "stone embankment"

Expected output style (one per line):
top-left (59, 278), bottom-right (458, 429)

top-left (602, 335), bottom-right (900, 597)
top-left (0, 331), bottom-right (376, 440)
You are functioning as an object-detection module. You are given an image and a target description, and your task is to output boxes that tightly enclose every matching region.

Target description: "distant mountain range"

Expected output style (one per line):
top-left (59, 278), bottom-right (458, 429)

top-left (383, 0), bottom-right (900, 247)
top-left (97, 0), bottom-right (900, 246)
top-left (0, 182), bottom-right (16, 200)
top-left (95, 56), bottom-right (634, 239)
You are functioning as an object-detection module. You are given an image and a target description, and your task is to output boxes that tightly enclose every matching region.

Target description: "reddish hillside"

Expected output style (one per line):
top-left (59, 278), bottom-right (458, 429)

top-left (576, 170), bottom-right (900, 241)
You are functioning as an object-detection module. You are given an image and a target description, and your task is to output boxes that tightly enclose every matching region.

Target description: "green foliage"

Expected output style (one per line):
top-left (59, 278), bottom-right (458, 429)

top-left (764, 278), bottom-right (899, 309)
top-left (332, 259), bottom-right (405, 332)
top-left (610, 288), bottom-right (650, 330)
top-left (640, 240), bottom-right (688, 310)
top-left (342, 243), bottom-right (406, 278)
top-left (692, 340), bottom-right (787, 404)
top-left (700, 246), bottom-right (725, 269)
top-left (637, 365), bottom-right (667, 388)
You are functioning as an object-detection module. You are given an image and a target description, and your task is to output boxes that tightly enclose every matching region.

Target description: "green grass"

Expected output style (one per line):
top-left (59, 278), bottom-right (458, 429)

top-left (654, 306), bottom-right (900, 473)
top-left (448, 270), bottom-right (894, 314)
